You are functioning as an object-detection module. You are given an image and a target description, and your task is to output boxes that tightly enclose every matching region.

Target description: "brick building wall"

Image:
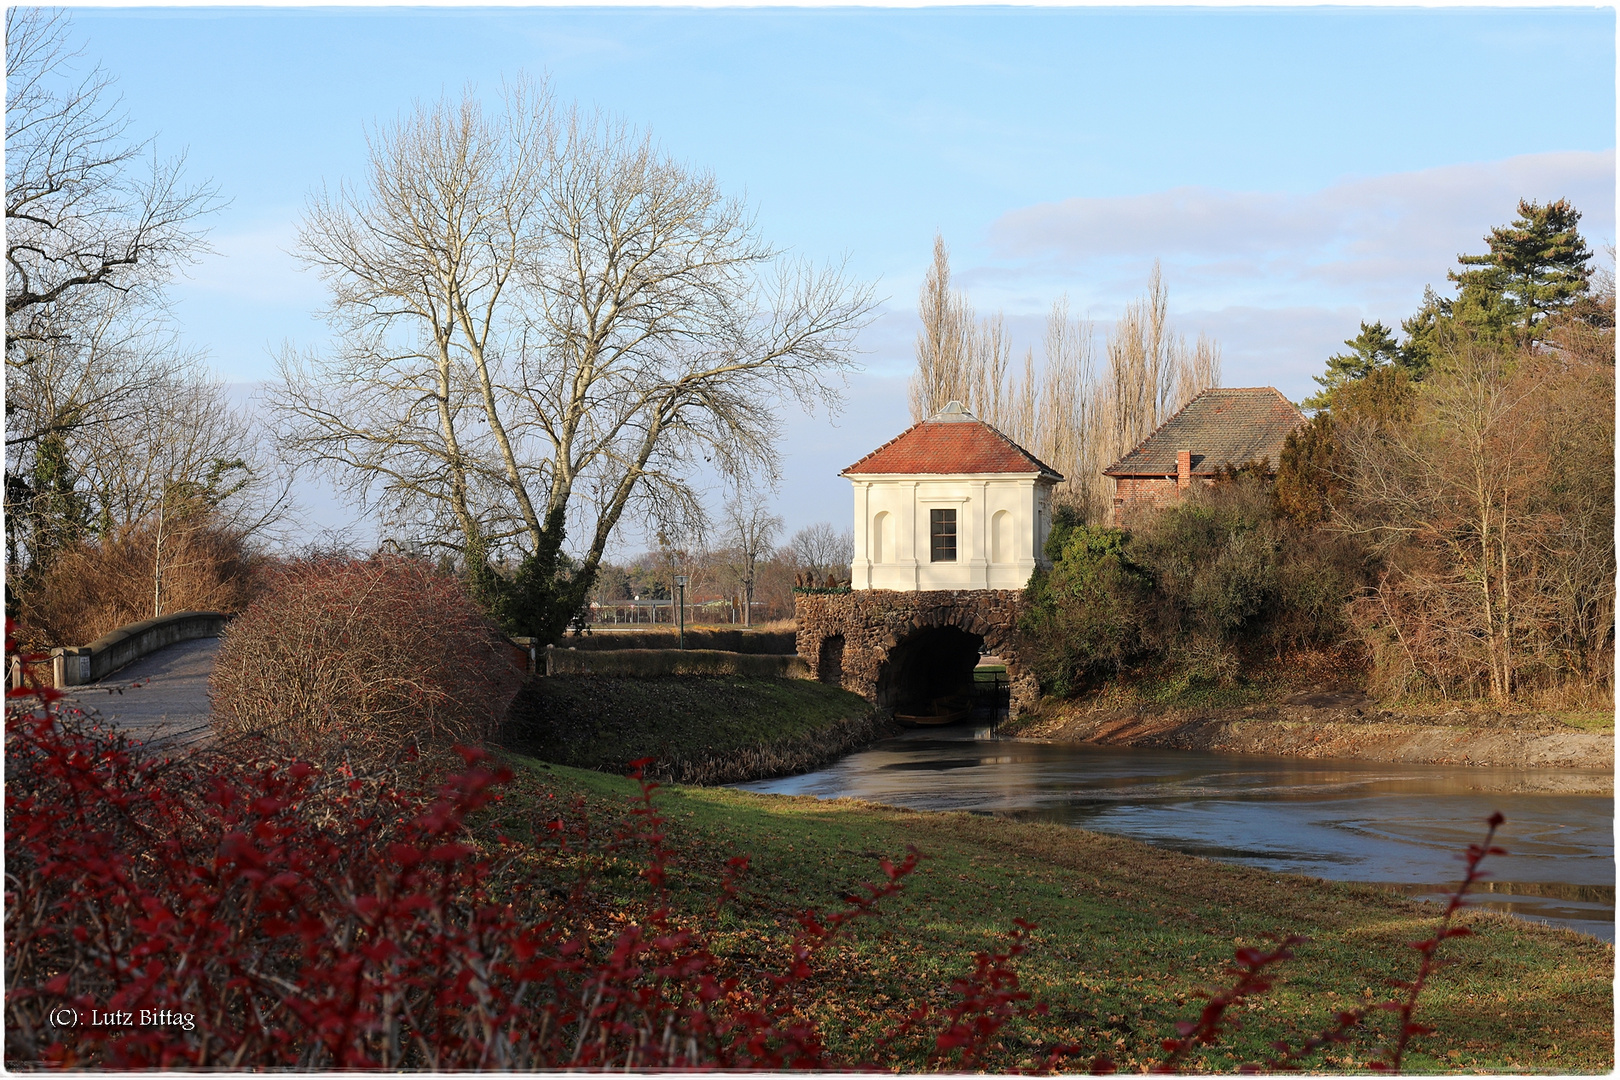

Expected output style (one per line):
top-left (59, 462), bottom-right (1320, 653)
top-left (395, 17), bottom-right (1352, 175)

top-left (1110, 475), bottom-right (1216, 524)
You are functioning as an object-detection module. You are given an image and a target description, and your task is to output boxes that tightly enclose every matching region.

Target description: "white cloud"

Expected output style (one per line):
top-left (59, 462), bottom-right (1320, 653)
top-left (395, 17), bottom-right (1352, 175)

top-left (881, 150), bottom-right (1620, 402)
top-left (986, 150), bottom-right (1616, 314)
top-left (182, 217), bottom-right (320, 306)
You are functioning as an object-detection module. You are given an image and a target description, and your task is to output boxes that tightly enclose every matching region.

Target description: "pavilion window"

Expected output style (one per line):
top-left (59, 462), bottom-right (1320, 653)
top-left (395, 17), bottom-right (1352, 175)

top-left (930, 508), bottom-right (957, 563)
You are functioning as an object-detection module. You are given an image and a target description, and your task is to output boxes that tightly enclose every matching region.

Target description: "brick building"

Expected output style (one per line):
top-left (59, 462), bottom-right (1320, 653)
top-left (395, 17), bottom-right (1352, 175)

top-left (1103, 387), bottom-right (1306, 525)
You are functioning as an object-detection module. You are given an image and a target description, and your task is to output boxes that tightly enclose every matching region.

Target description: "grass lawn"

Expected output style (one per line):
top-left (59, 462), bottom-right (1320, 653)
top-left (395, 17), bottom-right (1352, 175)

top-left (1553, 711), bottom-right (1617, 733)
top-left (488, 757), bottom-right (1614, 1074)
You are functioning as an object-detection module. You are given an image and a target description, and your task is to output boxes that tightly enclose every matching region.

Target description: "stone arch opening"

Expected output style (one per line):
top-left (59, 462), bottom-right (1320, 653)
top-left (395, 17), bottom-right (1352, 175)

top-left (794, 591), bottom-right (1037, 719)
top-left (875, 625), bottom-right (983, 711)
top-left (817, 634), bottom-right (845, 684)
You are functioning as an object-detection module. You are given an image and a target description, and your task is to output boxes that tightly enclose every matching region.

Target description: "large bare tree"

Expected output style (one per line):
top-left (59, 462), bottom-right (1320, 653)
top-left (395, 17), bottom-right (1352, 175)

top-left (5, 8), bottom-right (216, 402)
top-left (5, 9), bottom-right (227, 575)
top-left (276, 82), bottom-right (874, 637)
top-left (909, 233), bottom-right (973, 421)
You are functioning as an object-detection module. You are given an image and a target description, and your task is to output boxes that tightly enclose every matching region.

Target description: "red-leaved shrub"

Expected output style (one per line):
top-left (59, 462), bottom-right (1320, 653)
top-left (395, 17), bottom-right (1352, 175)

top-left (6, 621), bottom-right (1504, 1072)
top-left (4, 680), bottom-right (1072, 1069)
top-left (209, 555), bottom-right (522, 759)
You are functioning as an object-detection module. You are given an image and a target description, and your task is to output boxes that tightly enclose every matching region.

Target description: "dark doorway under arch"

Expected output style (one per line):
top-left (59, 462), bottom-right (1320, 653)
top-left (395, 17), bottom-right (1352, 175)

top-left (875, 625), bottom-right (983, 711)
top-left (817, 634), bottom-right (845, 684)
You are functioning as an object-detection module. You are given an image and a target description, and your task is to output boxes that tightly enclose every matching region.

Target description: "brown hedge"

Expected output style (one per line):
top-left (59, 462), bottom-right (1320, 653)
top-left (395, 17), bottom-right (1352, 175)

top-left (210, 555), bottom-right (522, 758)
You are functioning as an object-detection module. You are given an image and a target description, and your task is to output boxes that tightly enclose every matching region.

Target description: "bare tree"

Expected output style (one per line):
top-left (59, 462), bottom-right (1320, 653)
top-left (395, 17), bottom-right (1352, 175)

top-left (5, 9), bottom-right (225, 577)
top-left (5, 8), bottom-right (217, 400)
top-left (1032, 298), bottom-right (1101, 515)
top-left (85, 370), bottom-right (288, 615)
top-left (651, 525), bottom-right (712, 625)
top-left (1337, 339), bottom-right (1556, 703)
top-left (276, 86), bottom-right (552, 557)
top-left (787, 521), bottom-right (853, 583)
top-left (721, 495), bottom-right (783, 626)
top-left (909, 233), bottom-right (973, 421)
top-left (1103, 262), bottom-right (1174, 459)
top-left (277, 83), bottom-right (874, 638)
top-left (906, 241), bottom-right (1221, 523)
top-left (1170, 332), bottom-right (1223, 413)
top-left (981, 298), bottom-right (1103, 518)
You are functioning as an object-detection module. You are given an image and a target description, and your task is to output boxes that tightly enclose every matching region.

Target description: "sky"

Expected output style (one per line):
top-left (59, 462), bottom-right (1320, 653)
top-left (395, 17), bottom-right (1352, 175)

top-left (53, 5), bottom-right (1620, 551)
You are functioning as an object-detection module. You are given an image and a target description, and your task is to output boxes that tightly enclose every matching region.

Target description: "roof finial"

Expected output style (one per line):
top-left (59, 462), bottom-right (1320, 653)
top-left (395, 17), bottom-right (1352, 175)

top-left (931, 399), bottom-right (975, 422)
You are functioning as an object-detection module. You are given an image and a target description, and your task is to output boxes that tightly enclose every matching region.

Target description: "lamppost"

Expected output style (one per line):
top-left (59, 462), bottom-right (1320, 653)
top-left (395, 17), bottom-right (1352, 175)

top-left (674, 574), bottom-right (687, 650)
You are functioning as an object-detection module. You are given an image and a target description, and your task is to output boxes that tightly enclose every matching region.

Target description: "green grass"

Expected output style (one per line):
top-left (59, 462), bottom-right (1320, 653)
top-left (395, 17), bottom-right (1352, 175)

top-left (499, 674), bottom-right (874, 773)
top-left (1137, 675), bottom-right (1274, 709)
top-left (487, 758), bottom-right (1615, 1074)
top-left (1381, 699), bottom-right (1617, 732)
top-left (1552, 711), bottom-right (1616, 733)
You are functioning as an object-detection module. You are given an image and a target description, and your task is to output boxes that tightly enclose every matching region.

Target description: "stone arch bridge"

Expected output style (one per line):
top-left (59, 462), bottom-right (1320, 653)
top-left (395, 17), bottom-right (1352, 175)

top-left (794, 590), bottom-right (1038, 717)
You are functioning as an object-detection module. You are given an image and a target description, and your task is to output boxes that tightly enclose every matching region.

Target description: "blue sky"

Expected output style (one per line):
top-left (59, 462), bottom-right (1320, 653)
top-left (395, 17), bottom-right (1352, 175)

top-left (61, 6), bottom-right (1619, 548)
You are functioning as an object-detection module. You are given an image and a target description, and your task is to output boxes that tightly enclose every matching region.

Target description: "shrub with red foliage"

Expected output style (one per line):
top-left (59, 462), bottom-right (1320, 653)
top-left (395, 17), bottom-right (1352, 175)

top-left (6, 621), bottom-right (1503, 1072)
top-left (209, 555), bottom-right (522, 759)
top-left (5, 675), bottom-right (1064, 1069)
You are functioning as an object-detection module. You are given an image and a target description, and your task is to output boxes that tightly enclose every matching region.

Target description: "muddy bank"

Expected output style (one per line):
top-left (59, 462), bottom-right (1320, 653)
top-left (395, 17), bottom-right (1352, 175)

top-left (1006, 689), bottom-right (1613, 792)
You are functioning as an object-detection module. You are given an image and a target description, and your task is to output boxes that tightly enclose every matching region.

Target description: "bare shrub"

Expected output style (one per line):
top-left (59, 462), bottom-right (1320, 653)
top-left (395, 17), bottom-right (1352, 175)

top-left (12, 519), bottom-right (261, 651)
top-left (1339, 328), bottom-right (1614, 704)
top-left (210, 555), bottom-right (522, 758)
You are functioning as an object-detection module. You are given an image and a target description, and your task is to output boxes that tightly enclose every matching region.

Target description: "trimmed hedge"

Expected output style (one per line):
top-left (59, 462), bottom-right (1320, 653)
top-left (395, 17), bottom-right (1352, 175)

top-left (561, 628), bottom-right (797, 654)
top-left (545, 646), bottom-right (809, 679)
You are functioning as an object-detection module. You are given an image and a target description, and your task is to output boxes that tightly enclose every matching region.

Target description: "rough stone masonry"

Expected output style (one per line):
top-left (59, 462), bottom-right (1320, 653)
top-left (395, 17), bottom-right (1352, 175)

top-left (794, 589), bottom-right (1038, 717)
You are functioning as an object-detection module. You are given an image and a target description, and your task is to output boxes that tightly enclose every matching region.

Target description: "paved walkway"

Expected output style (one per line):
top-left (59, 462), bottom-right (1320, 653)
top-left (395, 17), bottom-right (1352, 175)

top-left (59, 637), bottom-right (218, 751)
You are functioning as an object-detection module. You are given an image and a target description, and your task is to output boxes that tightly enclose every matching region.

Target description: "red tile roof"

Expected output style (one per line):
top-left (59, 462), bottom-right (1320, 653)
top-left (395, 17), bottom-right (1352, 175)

top-left (843, 412), bottom-right (1063, 479)
top-left (1103, 387), bottom-right (1306, 477)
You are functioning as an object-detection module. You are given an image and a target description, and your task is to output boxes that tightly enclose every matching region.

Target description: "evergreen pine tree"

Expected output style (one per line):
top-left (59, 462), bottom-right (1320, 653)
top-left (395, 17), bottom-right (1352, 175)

top-left (1303, 320), bottom-right (1402, 410)
top-left (1397, 288), bottom-right (1445, 380)
top-left (1449, 198), bottom-right (1593, 338)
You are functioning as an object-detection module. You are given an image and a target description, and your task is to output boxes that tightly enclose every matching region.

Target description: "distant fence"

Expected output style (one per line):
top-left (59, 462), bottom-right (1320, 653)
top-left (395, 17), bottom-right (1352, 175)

top-left (10, 611), bottom-right (231, 689)
top-left (559, 628), bottom-right (797, 655)
top-left (545, 646), bottom-right (810, 680)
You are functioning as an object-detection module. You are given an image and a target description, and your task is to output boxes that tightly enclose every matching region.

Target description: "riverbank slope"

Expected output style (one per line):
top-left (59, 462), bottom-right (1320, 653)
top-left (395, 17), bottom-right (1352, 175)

top-left (493, 758), bottom-right (1614, 1073)
top-left (1005, 688), bottom-right (1612, 790)
top-left (500, 673), bottom-right (895, 784)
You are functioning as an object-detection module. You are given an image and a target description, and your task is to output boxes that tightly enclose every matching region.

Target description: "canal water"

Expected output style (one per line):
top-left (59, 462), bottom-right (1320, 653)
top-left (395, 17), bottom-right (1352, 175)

top-left (737, 728), bottom-right (1615, 941)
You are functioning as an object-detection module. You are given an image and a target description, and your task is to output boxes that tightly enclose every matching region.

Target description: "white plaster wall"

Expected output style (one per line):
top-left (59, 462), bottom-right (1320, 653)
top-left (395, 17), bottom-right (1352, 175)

top-left (847, 474), bottom-right (1054, 591)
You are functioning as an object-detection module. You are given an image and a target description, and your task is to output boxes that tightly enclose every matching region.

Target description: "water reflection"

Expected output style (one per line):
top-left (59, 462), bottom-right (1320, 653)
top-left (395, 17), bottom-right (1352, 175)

top-left (737, 728), bottom-right (1615, 941)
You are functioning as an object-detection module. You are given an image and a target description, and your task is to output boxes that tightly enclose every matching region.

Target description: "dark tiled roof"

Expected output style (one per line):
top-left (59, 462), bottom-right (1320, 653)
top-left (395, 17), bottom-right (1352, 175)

top-left (1103, 388), bottom-right (1306, 477)
top-left (844, 411), bottom-right (1063, 480)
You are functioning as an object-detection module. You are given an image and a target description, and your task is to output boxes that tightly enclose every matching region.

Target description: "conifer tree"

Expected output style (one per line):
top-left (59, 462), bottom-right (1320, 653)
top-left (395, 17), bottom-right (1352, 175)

top-left (1303, 320), bottom-right (1402, 409)
top-left (1449, 198), bottom-right (1593, 338)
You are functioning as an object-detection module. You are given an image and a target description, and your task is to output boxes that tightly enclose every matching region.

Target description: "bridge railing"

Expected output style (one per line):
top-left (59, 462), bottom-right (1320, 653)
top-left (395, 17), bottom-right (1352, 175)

top-left (9, 611), bottom-right (231, 690)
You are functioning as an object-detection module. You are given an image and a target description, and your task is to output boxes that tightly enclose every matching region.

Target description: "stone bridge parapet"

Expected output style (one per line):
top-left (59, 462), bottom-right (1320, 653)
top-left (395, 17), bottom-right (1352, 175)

top-left (794, 589), bottom-right (1038, 717)
top-left (10, 610), bottom-right (232, 689)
